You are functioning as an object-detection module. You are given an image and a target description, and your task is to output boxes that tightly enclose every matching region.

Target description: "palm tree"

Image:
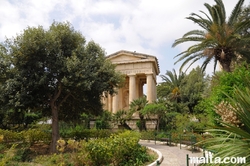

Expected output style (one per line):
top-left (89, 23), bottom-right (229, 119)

top-left (112, 109), bottom-right (131, 130)
top-left (129, 97), bottom-right (148, 131)
top-left (172, 0), bottom-right (250, 72)
top-left (160, 69), bottom-right (185, 101)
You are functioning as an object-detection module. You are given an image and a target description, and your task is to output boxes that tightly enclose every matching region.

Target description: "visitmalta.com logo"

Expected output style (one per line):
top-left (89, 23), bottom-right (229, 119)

top-left (189, 155), bottom-right (246, 164)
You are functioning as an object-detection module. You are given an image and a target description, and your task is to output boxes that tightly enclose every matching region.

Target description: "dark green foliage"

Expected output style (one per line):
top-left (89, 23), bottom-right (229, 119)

top-left (164, 111), bottom-right (180, 131)
top-left (205, 64), bottom-right (250, 125)
top-left (59, 123), bottom-right (113, 140)
top-left (0, 21), bottom-right (123, 152)
top-left (112, 110), bottom-right (131, 130)
top-left (180, 67), bottom-right (205, 113)
top-left (158, 67), bottom-right (206, 114)
top-left (95, 110), bottom-right (112, 129)
top-left (143, 102), bottom-right (167, 131)
top-left (12, 144), bottom-right (32, 162)
top-left (157, 67), bottom-right (208, 131)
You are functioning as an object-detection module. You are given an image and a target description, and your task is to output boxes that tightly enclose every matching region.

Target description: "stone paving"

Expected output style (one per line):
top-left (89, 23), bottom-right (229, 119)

top-left (139, 140), bottom-right (203, 166)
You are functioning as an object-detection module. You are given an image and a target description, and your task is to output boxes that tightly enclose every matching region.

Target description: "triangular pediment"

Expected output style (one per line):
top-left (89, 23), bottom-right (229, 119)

top-left (107, 53), bottom-right (145, 63)
top-left (107, 50), bottom-right (154, 63)
top-left (106, 50), bottom-right (160, 75)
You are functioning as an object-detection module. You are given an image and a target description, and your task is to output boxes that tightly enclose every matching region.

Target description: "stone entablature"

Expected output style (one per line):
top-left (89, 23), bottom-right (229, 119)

top-left (103, 50), bottom-right (160, 113)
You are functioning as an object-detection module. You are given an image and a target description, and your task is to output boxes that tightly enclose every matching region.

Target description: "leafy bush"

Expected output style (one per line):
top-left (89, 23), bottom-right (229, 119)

top-left (33, 130), bottom-right (153, 166)
top-left (0, 128), bottom-right (51, 144)
top-left (140, 131), bottom-right (155, 140)
top-left (60, 127), bottom-right (114, 140)
top-left (0, 129), bottom-right (24, 142)
top-left (22, 129), bottom-right (51, 144)
top-left (82, 130), bottom-right (152, 166)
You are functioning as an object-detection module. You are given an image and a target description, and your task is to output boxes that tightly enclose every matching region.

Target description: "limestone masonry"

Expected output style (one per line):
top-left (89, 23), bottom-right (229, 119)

top-left (103, 50), bottom-right (160, 113)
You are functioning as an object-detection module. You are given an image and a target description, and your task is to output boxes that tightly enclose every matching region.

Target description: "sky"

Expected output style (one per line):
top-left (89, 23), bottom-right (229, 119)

top-left (0, 0), bottom-right (249, 83)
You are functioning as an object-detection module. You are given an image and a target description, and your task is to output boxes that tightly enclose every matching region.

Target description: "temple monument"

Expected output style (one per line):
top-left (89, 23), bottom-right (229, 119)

top-left (103, 50), bottom-right (160, 113)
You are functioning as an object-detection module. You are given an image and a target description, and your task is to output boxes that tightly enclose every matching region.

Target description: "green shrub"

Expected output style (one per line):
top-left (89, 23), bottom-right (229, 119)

top-left (22, 129), bottom-right (51, 144)
top-left (140, 131), bottom-right (155, 140)
top-left (60, 127), bottom-right (114, 140)
top-left (0, 128), bottom-right (51, 144)
top-left (0, 129), bottom-right (24, 142)
top-left (81, 130), bottom-right (152, 166)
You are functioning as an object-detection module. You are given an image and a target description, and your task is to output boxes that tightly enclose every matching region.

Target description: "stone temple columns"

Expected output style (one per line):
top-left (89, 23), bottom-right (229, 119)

top-left (146, 73), bottom-right (154, 103)
top-left (112, 92), bottom-right (118, 113)
top-left (104, 50), bottom-right (160, 113)
top-left (128, 74), bottom-right (136, 105)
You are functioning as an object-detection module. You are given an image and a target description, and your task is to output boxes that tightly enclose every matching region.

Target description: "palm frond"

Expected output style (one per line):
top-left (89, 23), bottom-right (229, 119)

top-left (228, 0), bottom-right (244, 26)
top-left (178, 54), bottom-right (202, 73)
top-left (214, 0), bottom-right (226, 25)
top-left (172, 37), bottom-right (205, 47)
top-left (199, 10), bottom-right (212, 22)
top-left (200, 85), bottom-right (250, 165)
top-left (186, 16), bottom-right (211, 30)
top-left (234, 20), bottom-right (250, 34)
top-left (201, 56), bottom-right (213, 72)
top-left (182, 30), bottom-right (206, 38)
top-left (173, 0), bottom-right (249, 73)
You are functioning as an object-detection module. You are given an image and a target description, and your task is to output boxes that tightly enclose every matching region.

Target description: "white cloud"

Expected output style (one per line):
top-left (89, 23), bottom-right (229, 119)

top-left (0, 0), bottom-right (249, 78)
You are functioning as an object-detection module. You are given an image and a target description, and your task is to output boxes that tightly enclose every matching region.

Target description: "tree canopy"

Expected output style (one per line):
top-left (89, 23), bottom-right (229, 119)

top-left (0, 22), bottom-right (123, 152)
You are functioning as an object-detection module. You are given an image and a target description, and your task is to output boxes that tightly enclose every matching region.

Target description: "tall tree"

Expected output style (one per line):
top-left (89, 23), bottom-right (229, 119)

top-left (0, 22), bottom-right (123, 153)
top-left (172, 0), bottom-right (250, 72)
top-left (180, 67), bottom-right (206, 113)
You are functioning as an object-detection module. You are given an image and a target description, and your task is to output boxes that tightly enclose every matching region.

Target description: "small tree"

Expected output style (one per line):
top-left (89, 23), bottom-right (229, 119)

top-left (143, 103), bottom-right (167, 131)
top-left (129, 97), bottom-right (148, 131)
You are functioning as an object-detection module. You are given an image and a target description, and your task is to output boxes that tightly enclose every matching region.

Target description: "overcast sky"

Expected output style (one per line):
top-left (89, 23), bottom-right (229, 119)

top-left (1, 0), bottom-right (249, 82)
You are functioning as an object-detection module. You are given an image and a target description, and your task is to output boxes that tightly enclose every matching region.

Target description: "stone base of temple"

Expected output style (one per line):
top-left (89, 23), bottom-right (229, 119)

top-left (126, 119), bottom-right (157, 130)
top-left (90, 119), bottom-right (157, 130)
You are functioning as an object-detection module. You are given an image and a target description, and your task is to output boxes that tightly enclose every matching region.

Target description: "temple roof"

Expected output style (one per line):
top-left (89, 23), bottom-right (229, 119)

top-left (106, 50), bottom-right (160, 75)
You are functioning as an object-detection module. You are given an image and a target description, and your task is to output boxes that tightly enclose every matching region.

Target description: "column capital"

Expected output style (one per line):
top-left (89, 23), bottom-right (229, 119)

top-left (127, 73), bottom-right (137, 77)
top-left (145, 72), bottom-right (154, 75)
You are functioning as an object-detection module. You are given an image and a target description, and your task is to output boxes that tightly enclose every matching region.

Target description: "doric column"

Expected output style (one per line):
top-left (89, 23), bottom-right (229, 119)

top-left (146, 73), bottom-right (154, 103)
top-left (154, 80), bottom-right (157, 100)
top-left (136, 78), bottom-right (140, 99)
top-left (112, 94), bottom-right (118, 113)
top-left (128, 74), bottom-right (136, 105)
top-left (118, 88), bottom-right (123, 110)
top-left (108, 94), bottom-right (112, 111)
top-left (102, 93), bottom-right (108, 110)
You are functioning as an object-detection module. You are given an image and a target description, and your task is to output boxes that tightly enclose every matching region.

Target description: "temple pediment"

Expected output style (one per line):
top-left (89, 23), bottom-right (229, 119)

top-left (106, 50), bottom-right (160, 75)
top-left (108, 54), bottom-right (142, 62)
top-left (103, 50), bottom-right (159, 118)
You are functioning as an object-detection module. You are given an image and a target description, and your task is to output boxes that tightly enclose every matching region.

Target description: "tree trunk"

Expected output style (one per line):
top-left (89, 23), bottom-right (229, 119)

top-left (220, 62), bottom-right (231, 72)
top-left (156, 118), bottom-right (160, 132)
top-left (51, 104), bottom-right (59, 153)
